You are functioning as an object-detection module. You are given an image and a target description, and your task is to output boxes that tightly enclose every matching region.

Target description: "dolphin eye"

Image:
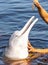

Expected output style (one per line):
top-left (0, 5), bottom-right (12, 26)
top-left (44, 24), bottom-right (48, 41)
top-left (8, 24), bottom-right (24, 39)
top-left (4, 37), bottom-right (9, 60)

top-left (15, 35), bottom-right (19, 38)
top-left (16, 35), bottom-right (18, 37)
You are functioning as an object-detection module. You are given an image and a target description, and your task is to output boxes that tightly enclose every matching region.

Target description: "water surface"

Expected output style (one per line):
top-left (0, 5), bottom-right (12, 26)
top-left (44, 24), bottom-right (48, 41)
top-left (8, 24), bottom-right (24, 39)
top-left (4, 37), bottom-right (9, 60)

top-left (0, 0), bottom-right (48, 65)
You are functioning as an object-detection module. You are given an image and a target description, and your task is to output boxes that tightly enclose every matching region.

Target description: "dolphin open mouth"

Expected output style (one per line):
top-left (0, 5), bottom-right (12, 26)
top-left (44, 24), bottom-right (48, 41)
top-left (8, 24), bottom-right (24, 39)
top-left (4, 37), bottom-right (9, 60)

top-left (20, 16), bottom-right (38, 36)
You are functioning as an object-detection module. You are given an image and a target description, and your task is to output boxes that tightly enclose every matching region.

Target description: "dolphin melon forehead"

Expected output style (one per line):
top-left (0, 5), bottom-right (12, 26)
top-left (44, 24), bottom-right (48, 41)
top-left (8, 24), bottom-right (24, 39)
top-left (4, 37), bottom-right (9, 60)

top-left (14, 31), bottom-right (20, 36)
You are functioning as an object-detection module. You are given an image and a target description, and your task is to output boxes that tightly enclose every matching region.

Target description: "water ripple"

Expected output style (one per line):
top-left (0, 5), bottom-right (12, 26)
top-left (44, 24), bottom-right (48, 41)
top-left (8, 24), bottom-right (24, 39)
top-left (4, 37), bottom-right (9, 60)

top-left (0, 0), bottom-right (48, 65)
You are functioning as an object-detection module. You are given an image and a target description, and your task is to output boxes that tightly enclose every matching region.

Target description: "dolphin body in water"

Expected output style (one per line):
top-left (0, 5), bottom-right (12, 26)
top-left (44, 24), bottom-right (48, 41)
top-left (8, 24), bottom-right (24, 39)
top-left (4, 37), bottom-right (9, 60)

top-left (5, 16), bottom-right (38, 60)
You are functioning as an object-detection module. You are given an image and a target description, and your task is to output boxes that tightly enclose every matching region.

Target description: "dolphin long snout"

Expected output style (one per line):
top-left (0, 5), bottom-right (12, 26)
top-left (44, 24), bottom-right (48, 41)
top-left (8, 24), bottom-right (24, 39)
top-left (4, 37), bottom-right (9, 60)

top-left (20, 16), bottom-right (38, 36)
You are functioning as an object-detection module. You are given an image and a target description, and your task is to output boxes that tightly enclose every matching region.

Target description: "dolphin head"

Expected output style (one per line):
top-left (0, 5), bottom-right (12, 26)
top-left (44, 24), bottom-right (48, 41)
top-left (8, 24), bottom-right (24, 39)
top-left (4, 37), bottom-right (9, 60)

top-left (5, 16), bottom-right (38, 59)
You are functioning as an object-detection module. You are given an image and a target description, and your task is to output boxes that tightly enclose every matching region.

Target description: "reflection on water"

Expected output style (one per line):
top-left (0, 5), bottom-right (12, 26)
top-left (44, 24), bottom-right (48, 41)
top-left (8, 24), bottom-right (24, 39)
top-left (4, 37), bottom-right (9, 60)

top-left (0, 52), bottom-right (48, 65)
top-left (0, 0), bottom-right (48, 65)
top-left (3, 53), bottom-right (42, 65)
